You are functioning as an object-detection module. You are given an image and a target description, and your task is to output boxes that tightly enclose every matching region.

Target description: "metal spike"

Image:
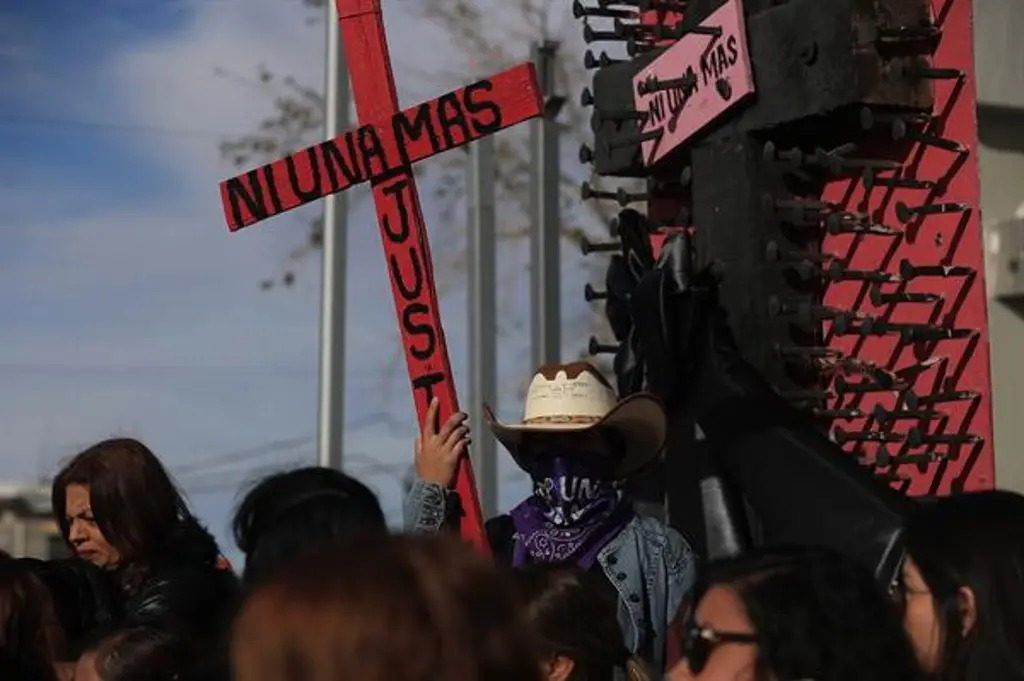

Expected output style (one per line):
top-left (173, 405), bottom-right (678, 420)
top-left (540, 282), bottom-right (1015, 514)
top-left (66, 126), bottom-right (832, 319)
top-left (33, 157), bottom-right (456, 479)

top-left (767, 296), bottom-right (845, 321)
top-left (903, 65), bottom-right (965, 81)
top-left (583, 23), bottom-right (620, 43)
top-left (835, 375), bottom-right (901, 395)
top-left (604, 129), bottom-right (662, 150)
top-left (656, 22), bottom-right (722, 40)
top-left (638, 72), bottom-right (698, 96)
top-left (828, 261), bottom-right (899, 283)
top-left (905, 389), bottom-right (978, 409)
top-left (891, 119), bottom-right (965, 153)
top-left (895, 201), bottom-right (970, 223)
top-left (872, 404), bottom-right (940, 423)
top-left (869, 287), bottom-right (942, 305)
top-left (906, 428), bottom-right (982, 447)
top-left (580, 237), bottom-right (621, 256)
top-left (858, 107), bottom-right (930, 131)
top-left (584, 283), bottom-right (608, 301)
top-left (588, 336), bottom-right (620, 355)
top-left (573, 0), bottom-right (635, 19)
top-left (826, 213), bottom-right (900, 236)
top-left (862, 169), bottom-right (935, 191)
top-left (898, 259), bottom-right (974, 280)
top-left (832, 428), bottom-right (904, 444)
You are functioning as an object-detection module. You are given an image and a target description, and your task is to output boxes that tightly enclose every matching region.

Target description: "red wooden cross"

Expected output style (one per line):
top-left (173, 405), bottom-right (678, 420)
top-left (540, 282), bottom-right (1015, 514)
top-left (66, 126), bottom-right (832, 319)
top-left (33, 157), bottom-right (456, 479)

top-left (218, 0), bottom-right (545, 553)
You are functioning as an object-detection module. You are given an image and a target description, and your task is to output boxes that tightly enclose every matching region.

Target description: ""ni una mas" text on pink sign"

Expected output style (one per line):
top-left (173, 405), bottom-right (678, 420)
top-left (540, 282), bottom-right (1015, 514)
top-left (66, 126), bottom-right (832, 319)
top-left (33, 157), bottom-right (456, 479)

top-left (633, 0), bottom-right (755, 166)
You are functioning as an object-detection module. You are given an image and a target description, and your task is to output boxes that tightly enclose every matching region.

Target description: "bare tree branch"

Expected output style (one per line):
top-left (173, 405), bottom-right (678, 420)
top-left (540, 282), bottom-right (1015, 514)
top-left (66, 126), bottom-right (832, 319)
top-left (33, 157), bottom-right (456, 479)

top-left (222, 0), bottom-right (624, 382)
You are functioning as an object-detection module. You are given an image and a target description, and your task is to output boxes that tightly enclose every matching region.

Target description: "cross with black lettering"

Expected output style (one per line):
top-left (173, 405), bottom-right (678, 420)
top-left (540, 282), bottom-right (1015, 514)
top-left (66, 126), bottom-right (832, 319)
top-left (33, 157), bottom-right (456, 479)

top-left (219, 0), bottom-right (544, 552)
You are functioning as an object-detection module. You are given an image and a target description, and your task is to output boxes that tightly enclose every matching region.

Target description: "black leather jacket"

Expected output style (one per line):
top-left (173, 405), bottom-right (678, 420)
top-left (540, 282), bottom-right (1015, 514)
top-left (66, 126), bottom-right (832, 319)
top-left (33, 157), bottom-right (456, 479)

top-left (118, 519), bottom-right (239, 643)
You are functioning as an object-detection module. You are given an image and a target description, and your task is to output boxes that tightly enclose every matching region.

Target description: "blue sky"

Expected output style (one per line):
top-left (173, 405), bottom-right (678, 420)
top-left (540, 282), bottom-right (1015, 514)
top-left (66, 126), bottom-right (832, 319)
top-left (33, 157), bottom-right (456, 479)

top-left (0, 0), bottom-right (600, 563)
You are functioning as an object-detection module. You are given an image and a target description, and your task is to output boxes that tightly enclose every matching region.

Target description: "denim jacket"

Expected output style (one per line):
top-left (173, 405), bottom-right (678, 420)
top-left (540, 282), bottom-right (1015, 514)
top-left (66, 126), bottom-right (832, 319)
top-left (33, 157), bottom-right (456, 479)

top-left (404, 478), bottom-right (697, 674)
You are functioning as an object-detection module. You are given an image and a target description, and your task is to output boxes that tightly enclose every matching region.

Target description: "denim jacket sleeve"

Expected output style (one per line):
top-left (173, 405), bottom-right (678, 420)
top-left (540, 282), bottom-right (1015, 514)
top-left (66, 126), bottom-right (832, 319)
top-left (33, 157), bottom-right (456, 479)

top-left (664, 524), bottom-right (697, 618)
top-left (403, 476), bottom-right (451, 534)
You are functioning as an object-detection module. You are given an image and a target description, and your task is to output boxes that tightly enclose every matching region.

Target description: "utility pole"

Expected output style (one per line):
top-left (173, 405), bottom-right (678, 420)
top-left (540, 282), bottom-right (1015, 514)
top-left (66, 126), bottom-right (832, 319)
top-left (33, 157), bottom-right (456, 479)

top-left (467, 138), bottom-right (498, 518)
top-left (529, 41), bottom-right (566, 369)
top-left (317, 2), bottom-right (350, 470)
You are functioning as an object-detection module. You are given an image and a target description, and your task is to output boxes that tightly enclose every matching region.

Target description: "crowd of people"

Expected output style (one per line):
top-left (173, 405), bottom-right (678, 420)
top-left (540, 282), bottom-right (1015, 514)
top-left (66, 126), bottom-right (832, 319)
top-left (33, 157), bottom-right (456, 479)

top-left (3, 288), bottom-right (1024, 681)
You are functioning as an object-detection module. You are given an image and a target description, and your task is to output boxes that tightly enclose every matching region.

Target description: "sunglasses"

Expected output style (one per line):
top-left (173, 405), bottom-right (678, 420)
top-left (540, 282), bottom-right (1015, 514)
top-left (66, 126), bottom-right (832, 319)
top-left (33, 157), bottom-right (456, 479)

top-left (679, 624), bottom-right (757, 674)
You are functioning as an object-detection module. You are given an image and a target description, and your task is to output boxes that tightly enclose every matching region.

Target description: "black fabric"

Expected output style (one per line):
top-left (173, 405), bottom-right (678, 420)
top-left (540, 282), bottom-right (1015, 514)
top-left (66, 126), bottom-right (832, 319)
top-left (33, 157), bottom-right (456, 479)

top-left (115, 518), bottom-right (239, 681)
top-left (119, 519), bottom-right (237, 631)
top-left (19, 557), bottom-right (120, 660)
top-left (485, 515), bottom-right (516, 565)
top-left (679, 273), bottom-right (912, 585)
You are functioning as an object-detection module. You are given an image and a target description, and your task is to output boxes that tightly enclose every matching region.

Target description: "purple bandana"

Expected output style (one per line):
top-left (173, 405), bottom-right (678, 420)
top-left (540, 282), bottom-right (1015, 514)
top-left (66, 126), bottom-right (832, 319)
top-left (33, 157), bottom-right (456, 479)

top-left (509, 456), bottom-right (634, 569)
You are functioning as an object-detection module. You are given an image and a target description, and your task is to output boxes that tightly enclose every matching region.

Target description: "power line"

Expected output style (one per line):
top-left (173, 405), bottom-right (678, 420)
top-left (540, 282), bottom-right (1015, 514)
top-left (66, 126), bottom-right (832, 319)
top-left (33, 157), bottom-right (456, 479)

top-left (170, 436), bottom-right (314, 476)
top-left (0, 114), bottom-right (233, 138)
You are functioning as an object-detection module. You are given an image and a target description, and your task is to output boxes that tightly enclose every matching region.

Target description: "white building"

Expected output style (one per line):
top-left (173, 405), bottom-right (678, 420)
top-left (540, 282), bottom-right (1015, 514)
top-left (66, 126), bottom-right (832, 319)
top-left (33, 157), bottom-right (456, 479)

top-left (975, 0), bottom-right (1024, 491)
top-left (0, 483), bottom-right (69, 559)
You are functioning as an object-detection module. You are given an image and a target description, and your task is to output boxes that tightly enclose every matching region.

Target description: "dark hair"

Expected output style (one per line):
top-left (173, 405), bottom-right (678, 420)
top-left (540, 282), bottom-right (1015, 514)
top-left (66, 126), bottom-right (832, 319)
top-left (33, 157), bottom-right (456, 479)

top-left (91, 627), bottom-right (183, 681)
top-left (904, 490), bottom-right (1024, 681)
top-left (19, 557), bottom-right (119, 660)
top-left (232, 534), bottom-right (541, 681)
top-left (0, 551), bottom-right (63, 681)
top-left (52, 438), bottom-right (193, 592)
top-left (232, 466), bottom-right (388, 585)
top-left (696, 546), bottom-right (923, 681)
top-left (512, 565), bottom-right (650, 681)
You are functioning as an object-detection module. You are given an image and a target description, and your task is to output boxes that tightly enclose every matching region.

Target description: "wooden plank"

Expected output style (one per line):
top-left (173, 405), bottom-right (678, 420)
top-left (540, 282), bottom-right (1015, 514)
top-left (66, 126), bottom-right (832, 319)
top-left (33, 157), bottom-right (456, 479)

top-left (633, 0), bottom-right (754, 166)
top-left (220, 62), bottom-right (541, 231)
top-left (335, 0), bottom-right (514, 553)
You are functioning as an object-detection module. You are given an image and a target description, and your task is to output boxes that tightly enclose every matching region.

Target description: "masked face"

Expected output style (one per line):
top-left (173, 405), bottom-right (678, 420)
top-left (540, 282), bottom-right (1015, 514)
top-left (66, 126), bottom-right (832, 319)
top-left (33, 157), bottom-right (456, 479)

top-left (526, 454), bottom-right (620, 527)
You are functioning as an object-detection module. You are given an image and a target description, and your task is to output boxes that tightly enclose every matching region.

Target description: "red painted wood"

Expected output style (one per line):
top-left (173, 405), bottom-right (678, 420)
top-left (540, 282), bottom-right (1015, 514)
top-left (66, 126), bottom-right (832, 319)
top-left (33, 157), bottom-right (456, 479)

top-left (334, 0), bottom-right (541, 554)
top-left (219, 63), bottom-right (542, 231)
top-left (820, 0), bottom-right (994, 495)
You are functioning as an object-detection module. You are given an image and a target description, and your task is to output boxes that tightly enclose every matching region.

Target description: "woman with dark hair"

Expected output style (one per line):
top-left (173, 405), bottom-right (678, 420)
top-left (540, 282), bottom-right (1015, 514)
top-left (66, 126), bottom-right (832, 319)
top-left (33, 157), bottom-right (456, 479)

top-left (232, 534), bottom-right (541, 681)
top-left (51, 438), bottom-right (238, 644)
top-left (514, 565), bottom-right (652, 681)
top-left (0, 551), bottom-right (65, 681)
top-left (666, 546), bottom-right (922, 681)
top-left (232, 466), bottom-right (388, 586)
top-left (894, 490), bottom-right (1024, 681)
top-left (75, 627), bottom-right (183, 681)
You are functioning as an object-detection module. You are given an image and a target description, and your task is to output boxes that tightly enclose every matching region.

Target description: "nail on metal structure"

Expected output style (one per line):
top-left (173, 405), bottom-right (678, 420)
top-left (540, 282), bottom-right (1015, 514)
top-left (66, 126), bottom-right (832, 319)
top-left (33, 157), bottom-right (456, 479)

top-left (530, 41), bottom-right (565, 369)
top-left (468, 136), bottom-right (499, 518)
top-left (317, 1), bottom-right (350, 470)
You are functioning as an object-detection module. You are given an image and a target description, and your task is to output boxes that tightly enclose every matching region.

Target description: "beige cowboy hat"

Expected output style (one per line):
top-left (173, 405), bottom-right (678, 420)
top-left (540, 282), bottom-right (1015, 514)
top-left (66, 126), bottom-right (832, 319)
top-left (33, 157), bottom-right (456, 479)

top-left (484, 361), bottom-right (666, 477)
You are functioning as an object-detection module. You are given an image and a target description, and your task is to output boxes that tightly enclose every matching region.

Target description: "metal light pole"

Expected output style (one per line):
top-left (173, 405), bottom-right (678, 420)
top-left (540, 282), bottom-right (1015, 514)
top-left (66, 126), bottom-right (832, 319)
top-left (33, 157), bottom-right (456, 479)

top-left (467, 138), bottom-right (498, 517)
top-left (317, 2), bottom-right (350, 469)
top-left (529, 41), bottom-right (565, 369)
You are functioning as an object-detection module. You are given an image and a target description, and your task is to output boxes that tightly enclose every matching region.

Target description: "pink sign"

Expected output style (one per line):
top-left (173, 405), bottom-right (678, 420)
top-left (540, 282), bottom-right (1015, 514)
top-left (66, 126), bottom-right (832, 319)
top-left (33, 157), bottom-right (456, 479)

top-left (632, 0), bottom-right (755, 166)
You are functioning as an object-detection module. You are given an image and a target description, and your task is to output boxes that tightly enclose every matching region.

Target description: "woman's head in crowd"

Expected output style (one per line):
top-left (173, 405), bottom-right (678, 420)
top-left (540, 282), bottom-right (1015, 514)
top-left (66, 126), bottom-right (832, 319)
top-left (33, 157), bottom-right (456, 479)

top-left (0, 551), bottom-right (64, 681)
top-left (232, 534), bottom-right (540, 681)
top-left (513, 564), bottom-right (649, 681)
top-left (232, 466), bottom-right (388, 585)
top-left (19, 557), bottom-right (118, 662)
top-left (899, 490), bottom-right (1024, 680)
top-left (75, 627), bottom-right (183, 681)
top-left (667, 546), bottom-right (921, 681)
top-left (52, 438), bottom-right (190, 574)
